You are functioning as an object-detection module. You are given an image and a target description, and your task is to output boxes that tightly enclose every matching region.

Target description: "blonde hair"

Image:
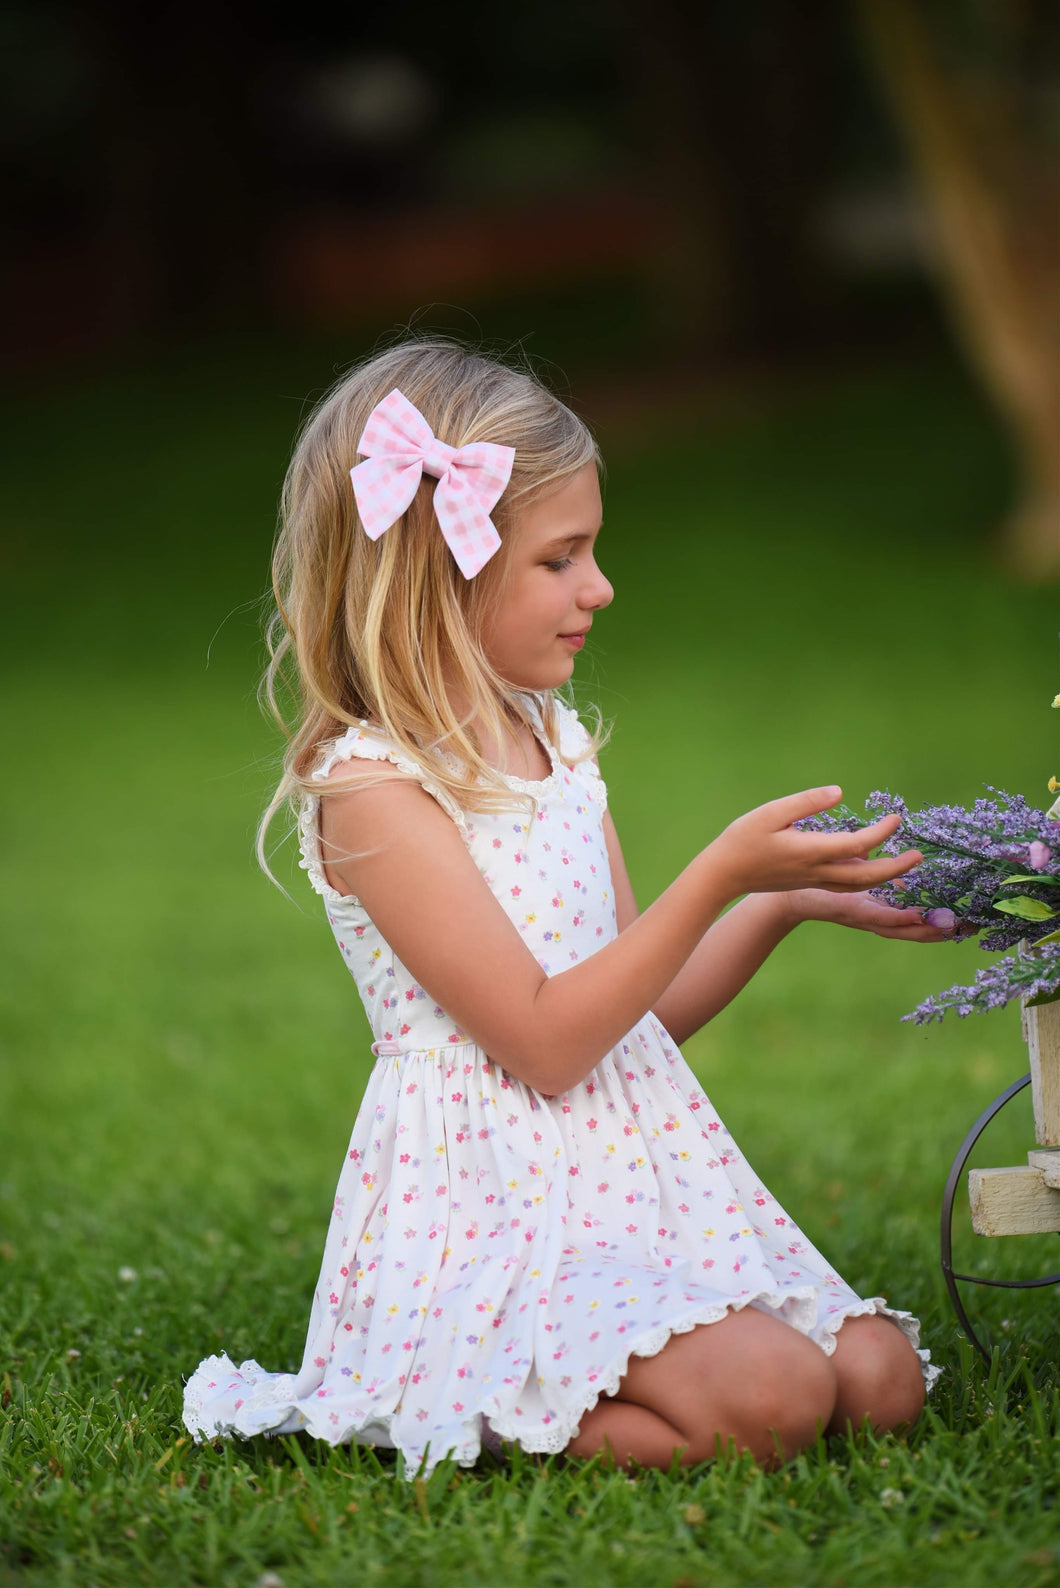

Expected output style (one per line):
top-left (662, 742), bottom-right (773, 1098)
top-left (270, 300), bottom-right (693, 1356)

top-left (258, 337), bottom-right (603, 875)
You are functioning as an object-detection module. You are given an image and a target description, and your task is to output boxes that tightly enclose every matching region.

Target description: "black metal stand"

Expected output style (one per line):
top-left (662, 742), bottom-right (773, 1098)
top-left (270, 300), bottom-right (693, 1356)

top-left (940, 1071), bottom-right (1060, 1365)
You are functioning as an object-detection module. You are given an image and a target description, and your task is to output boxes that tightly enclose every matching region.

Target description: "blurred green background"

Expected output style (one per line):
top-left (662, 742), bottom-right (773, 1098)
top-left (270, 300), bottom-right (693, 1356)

top-left (1, 5), bottom-right (1059, 1580)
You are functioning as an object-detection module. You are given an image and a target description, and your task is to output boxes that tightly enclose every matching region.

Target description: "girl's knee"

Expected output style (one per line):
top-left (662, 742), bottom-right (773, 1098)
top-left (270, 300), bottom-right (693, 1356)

top-left (702, 1325), bottom-right (837, 1463)
top-left (831, 1315), bottom-right (926, 1433)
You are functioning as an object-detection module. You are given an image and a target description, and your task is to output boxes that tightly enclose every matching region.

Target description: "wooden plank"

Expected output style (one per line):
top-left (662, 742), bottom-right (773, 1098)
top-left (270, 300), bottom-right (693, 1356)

top-left (1027, 1148), bottom-right (1060, 1189)
top-left (1025, 998), bottom-right (1060, 1147)
top-left (968, 1165), bottom-right (1060, 1235)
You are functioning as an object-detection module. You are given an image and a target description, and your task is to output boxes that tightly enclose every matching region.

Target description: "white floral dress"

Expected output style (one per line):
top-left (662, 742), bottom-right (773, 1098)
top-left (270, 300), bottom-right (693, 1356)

top-left (183, 700), bottom-right (937, 1473)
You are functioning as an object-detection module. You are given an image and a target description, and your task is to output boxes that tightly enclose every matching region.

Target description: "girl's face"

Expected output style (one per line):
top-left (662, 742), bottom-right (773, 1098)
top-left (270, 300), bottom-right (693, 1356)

top-left (482, 463), bottom-right (612, 691)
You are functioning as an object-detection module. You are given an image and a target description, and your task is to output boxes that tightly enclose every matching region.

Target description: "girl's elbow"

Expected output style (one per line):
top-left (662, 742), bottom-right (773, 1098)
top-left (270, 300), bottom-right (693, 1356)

top-left (489, 1041), bottom-right (597, 1098)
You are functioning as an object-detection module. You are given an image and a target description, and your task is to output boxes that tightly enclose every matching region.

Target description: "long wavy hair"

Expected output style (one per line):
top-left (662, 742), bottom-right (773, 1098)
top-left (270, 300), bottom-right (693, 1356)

top-left (258, 338), bottom-right (603, 876)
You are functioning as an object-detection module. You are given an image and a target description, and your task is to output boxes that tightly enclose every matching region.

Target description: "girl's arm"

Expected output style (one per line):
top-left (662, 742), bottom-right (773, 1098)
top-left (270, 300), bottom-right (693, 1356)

top-left (602, 814), bottom-right (950, 1045)
top-left (319, 770), bottom-right (920, 1096)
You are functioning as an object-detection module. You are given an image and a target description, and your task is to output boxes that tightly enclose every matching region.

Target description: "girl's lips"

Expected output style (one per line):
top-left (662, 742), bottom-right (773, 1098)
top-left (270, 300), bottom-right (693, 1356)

top-left (559, 633), bottom-right (586, 649)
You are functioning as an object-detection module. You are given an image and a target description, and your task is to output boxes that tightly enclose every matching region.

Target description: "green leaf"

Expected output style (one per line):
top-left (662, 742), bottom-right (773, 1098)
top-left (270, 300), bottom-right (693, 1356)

top-left (992, 896), bottom-right (1058, 922)
top-left (1030, 927), bottom-right (1060, 947)
top-left (1000, 874), bottom-right (1060, 888)
top-left (1027, 984), bottom-right (1060, 1008)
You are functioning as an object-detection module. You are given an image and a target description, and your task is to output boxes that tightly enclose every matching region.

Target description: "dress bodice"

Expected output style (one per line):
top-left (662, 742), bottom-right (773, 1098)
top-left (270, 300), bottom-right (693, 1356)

top-left (297, 700), bottom-right (613, 1052)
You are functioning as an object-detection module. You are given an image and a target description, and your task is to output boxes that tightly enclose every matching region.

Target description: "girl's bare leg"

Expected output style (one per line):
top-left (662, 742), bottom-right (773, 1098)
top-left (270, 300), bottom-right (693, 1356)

top-left (566, 1309), bottom-right (838, 1469)
top-left (826, 1313), bottom-right (926, 1435)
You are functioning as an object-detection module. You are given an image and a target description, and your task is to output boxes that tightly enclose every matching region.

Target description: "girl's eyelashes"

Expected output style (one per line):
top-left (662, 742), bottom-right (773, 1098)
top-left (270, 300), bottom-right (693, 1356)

top-left (544, 556), bottom-right (574, 571)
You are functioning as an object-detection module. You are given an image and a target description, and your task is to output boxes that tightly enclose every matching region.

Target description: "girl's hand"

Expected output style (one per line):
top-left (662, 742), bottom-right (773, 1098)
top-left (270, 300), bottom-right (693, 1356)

top-left (782, 888), bottom-right (958, 941)
top-left (706, 786), bottom-right (922, 902)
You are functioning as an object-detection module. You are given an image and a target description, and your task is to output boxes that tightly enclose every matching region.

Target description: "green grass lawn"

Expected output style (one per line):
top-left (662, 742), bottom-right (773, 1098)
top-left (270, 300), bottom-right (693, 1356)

top-left (1, 340), bottom-right (1058, 1587)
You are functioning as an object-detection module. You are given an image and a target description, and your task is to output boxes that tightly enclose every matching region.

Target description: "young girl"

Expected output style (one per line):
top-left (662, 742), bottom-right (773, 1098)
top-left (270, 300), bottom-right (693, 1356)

top-left (184, 339), bottom-right (943, 1475)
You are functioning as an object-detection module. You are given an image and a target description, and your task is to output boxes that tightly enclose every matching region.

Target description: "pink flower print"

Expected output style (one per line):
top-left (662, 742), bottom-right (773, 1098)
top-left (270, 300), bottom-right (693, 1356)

top-left (367, 984), bottom-right (376, 997)
top-left (314, 1355), bottom-right (326, 1368)
top-left (597, 1182), bottom-right (609, 1193)
top-left (492, 838), bottom-right (502, 848)
top-left (453, 1401), bottom-right (464, 1413)
top-left (707, 1121), bottom-right (720, 1132)
top-left (511, 885), bottom-right (522, 897)
top-left (625, 1223), bottom-right (637, 1234)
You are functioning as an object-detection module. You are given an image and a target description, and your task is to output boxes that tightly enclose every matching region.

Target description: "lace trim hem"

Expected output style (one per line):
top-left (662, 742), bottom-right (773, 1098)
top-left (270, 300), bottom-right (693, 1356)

top-left (182, 1290), bottom-right (938, 1477)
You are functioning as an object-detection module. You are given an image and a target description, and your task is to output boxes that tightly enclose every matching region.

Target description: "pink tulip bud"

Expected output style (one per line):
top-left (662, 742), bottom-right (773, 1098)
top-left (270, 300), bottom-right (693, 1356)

top-left (925, 907), bottom-right (957, 931)
top-left (1028, 841), bottom-right (1052, 871)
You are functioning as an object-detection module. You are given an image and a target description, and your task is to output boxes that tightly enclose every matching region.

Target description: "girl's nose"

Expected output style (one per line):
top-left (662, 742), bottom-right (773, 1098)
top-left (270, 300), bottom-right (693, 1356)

top-left (581, 562), bottom-right (614, 610)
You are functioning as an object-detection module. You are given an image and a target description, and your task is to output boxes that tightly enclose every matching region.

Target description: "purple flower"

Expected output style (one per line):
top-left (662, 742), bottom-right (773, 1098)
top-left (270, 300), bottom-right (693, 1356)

top-left (801, 785), bottom-right (1060, 1021)
top-left (902, 943), bottom-right (1060, 1025)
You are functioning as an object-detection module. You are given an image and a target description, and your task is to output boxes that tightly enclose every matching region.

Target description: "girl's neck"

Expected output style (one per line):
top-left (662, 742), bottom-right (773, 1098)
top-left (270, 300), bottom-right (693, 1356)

top-left (443, 682), bottom-right (552, 783)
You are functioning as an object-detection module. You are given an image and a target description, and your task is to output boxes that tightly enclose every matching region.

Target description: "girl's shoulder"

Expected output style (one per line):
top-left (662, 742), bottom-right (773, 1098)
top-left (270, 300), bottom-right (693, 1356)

top-left (307, 720), bottom-right (472, 836)
top-left (312, 720), bottom-right (427, 785)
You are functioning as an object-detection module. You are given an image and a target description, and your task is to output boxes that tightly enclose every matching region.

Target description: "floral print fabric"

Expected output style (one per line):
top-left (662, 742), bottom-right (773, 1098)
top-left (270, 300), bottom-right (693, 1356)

top-left (183, 700), bottom-right (937, 1473)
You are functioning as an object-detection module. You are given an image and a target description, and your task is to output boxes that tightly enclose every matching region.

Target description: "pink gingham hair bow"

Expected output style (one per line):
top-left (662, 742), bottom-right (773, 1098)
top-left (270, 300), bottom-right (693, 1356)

top-left (350, 389), bottom-right (515, 579)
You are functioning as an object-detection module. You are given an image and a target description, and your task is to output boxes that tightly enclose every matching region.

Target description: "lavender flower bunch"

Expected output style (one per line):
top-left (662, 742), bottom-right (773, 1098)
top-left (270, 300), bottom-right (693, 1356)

top-left (797, 788), bottom-right (1060, 1023)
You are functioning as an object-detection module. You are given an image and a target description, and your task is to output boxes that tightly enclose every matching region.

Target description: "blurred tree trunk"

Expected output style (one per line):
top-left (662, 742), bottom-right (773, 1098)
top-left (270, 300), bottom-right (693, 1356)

top-left (859, 0), bottom-right (1060, 579)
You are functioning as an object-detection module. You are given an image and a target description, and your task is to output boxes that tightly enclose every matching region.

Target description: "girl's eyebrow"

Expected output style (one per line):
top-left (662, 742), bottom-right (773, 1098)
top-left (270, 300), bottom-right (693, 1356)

top-left (539, 529), bottom-right (600, 553)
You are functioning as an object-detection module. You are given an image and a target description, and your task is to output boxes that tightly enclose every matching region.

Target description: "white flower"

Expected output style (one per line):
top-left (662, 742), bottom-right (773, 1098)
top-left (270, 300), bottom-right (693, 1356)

top-left (118, 1266), bottom-right (138, 1283)
top-left (880, 1487), bottom-right (905, 1509)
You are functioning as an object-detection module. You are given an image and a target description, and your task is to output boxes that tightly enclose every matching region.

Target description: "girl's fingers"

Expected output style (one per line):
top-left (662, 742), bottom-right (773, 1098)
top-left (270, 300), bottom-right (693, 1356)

top-left (823, 813), bottom-right (903, 856)
top-left (813, 850), bottom-right (923, 889)
top-left (763, 786), bottom-right (844, 827)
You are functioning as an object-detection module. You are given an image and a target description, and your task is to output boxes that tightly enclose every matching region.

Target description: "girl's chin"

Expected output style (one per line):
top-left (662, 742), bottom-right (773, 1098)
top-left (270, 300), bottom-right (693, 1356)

top-left (496, 660), bottom-right (576, 692)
